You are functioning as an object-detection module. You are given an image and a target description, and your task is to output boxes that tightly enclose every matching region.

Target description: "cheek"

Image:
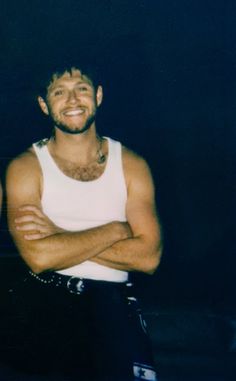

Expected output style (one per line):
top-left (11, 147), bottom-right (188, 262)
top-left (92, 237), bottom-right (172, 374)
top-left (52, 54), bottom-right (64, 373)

top-left (88, 96), bottom-right (98, 110)
top-left (48, 101), bottom-right (62, 115)
top-left (48, 106), bottom-right (60, 121)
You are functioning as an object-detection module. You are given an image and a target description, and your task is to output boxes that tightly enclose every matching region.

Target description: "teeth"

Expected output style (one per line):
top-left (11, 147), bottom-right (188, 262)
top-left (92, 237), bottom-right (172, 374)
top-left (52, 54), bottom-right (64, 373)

top-left (64, 109), bottom-right (84, 116)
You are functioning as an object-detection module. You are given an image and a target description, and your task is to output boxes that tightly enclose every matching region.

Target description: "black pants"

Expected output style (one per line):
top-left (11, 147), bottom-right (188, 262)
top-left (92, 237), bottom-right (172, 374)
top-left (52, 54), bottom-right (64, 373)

top-left (4, 273), bottom-right (157, 381)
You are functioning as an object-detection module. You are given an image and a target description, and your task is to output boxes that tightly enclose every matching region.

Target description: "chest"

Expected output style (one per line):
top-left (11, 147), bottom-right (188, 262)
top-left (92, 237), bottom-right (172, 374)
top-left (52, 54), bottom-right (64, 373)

top-left (52, 156), bottom-right (106, 181)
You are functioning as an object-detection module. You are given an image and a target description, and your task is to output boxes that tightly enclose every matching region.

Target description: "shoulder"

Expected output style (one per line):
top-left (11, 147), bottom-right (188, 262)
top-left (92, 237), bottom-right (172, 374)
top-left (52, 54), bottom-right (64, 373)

top-left (6, 147), bottom-right (42, 194)
top-left (121, 145), bottom-right (155, 193)
top-left (122, 145), bottom-right (152, 176)
top-left (7, 147), bottom-right (40, 177)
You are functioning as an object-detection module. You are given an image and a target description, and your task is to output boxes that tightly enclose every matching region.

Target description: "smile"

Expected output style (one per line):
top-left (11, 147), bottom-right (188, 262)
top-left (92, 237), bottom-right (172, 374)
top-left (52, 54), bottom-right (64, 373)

top-left (63, 108), bottom-right (85, 116)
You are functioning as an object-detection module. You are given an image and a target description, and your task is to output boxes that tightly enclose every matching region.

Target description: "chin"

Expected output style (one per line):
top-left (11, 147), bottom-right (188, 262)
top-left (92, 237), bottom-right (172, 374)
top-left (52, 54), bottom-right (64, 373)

top-left (53, 113), bottom-right (96, 136)
top-left (55, 123), bottom-right (91, 135)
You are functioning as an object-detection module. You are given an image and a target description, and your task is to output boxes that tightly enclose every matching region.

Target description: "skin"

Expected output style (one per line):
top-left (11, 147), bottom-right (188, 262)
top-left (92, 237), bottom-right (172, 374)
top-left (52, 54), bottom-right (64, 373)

top-left (6, 69), bottom-right (162, 274)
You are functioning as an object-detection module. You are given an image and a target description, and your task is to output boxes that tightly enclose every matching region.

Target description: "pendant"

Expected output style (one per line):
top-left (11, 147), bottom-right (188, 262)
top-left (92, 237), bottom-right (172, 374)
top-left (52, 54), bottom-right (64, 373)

top-left (97, 153), bottom-right (106, 164)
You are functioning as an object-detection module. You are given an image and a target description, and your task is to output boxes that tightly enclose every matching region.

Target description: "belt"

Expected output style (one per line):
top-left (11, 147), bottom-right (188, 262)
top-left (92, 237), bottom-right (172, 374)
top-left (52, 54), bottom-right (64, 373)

top-left (28, 270), bottom-right (128, 295)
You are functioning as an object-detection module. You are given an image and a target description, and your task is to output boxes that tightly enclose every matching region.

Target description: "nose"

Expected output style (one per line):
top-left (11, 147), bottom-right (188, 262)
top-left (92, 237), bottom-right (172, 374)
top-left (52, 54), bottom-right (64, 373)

top-left (67, 89), bottom-right (78, 103)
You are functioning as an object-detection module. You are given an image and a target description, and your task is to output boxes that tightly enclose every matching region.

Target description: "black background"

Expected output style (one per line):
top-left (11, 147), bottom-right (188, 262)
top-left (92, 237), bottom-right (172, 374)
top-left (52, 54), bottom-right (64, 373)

top-left (0, 0), bottom-right (235, 301)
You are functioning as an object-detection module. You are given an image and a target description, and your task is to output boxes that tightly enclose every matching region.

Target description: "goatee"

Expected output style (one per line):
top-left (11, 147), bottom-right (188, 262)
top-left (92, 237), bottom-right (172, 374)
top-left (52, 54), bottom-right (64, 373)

top-left (53, 114), bottom-right (96, 135)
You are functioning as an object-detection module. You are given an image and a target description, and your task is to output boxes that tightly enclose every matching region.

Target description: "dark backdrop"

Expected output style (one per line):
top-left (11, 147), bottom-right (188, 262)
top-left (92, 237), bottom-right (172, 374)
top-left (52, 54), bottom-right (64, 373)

top-left (0, 0), bottom-right (235, 302)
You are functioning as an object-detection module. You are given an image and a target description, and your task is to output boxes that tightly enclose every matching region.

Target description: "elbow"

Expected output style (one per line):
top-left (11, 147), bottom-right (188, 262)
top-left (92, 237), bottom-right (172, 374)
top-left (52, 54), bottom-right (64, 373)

top-left (29, 261), bottom-right (46, 274)
top-left (144, 253), bottom-right (161, 275)
top-left (11, 233), bottom-right (52, 274)
top-left (19, 248), bottom-right (49, 274)
top-left (25, 255), bottom-right (47, 274)
top-left (142, 244), bottom-right (162, 275)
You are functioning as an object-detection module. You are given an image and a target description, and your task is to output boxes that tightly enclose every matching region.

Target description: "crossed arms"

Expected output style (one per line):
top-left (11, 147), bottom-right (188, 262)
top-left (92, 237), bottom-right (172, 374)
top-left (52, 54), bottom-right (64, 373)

top-left (6, 148), bottom-right (162, 275)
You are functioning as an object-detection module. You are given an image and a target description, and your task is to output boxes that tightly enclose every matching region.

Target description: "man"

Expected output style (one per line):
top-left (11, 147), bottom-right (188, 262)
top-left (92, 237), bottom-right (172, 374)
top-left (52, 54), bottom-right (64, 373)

top-left (6, 63), bottom-right (162, 381)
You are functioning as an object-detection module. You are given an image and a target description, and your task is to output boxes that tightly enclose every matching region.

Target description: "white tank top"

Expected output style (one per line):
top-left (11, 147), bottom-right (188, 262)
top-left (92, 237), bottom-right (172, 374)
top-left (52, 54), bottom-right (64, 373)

top-left (33, 137), bottom-right (128, 282)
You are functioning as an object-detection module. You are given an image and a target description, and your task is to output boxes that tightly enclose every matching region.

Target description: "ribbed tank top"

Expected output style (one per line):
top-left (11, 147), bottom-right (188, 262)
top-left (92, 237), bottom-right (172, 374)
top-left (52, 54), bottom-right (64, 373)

top-left (33, 137), bottom-right (128, 282)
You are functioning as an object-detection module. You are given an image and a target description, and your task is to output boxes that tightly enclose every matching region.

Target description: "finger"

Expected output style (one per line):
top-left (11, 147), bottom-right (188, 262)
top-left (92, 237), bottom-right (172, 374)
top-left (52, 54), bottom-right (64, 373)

top-left (15, 215), bottom-right (45, 224)
top-left (16, 223), bottom-right (47, 232)
top-left (24, 233), bottom-right (48, 240)
top-left (18, 205), bottom-right (45, 218)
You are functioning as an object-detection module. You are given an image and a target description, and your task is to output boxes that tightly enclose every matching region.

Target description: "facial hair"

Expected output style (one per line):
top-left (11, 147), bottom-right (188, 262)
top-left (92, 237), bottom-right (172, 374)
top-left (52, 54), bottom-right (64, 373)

top-left (48, 106), bottom-right (97, 135)
top-left (54, 113), bottom-right (96, 135)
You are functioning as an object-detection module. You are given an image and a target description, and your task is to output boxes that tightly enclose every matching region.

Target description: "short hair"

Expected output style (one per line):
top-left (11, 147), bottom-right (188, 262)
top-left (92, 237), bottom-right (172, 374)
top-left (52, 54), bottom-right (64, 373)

top-left (37, 58), bottom-right (102, 99)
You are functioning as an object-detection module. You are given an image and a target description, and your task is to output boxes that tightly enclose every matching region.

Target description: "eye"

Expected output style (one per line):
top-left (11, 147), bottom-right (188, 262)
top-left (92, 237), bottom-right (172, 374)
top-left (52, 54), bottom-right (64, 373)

top-left (53, 89), bottom-right (64, 96)
top-left (77, 85), bottom-right (90, 92)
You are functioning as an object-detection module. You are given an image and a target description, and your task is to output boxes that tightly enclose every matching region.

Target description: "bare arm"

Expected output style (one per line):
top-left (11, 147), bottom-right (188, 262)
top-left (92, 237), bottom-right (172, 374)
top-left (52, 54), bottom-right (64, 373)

top-left (91, 151), bottom-right (162, 274)
top-left (12, 149), bottom-right (162, 275)
top-left (6, 151), bottom-right (131, 273)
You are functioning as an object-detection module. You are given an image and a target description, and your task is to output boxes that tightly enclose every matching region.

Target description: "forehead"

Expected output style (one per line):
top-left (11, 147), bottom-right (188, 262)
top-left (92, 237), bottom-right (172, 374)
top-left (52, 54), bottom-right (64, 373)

top-left (47, 69), bottom-right (93, 93)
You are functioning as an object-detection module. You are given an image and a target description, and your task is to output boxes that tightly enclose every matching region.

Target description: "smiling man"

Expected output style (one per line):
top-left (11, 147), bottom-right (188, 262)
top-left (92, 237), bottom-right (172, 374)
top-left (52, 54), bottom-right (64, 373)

top-left (6, 63), bottom-right (162, 381)
top-left (40, 69), bottom-right (100, 136)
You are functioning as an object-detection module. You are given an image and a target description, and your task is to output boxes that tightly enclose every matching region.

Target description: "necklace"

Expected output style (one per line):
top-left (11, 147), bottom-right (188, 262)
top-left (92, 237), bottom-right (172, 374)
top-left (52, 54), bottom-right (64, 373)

top-left (36, 135), bottom-right (106, 166)
top-left (97, 136), bottom-right (106, 164)
top-left (36, 136), bottom-right (107, 181)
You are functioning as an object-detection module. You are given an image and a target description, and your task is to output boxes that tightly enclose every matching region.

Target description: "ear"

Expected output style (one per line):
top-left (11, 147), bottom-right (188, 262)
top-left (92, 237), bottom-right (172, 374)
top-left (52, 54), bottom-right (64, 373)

top-left (96, 86), bottom-right (103, 107)
top-left (38, 96), bottom-right (49, 115)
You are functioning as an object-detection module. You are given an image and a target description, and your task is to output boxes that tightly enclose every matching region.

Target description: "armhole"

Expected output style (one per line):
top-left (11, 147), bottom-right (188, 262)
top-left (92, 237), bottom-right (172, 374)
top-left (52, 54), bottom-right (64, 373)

top-left (120, 145), bottom-right (129, 193)
top-left (32, 144), bottom-right (44, 199)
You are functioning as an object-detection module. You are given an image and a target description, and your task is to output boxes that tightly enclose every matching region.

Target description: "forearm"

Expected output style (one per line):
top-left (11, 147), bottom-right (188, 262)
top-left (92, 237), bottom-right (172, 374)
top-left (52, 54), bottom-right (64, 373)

top-left (14, 221), bottom-right (130, 273)
top-left (91, 235), bottom-right (162, 274)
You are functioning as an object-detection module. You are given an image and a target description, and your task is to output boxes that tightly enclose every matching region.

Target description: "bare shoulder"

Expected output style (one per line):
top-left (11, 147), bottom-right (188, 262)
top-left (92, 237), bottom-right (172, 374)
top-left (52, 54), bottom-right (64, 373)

top-left (7, 147), bottom-right (40, 178)
top-left (121, 145), bottom-right (154, 189)
top-left (6, 147), bottom-right (42, 202)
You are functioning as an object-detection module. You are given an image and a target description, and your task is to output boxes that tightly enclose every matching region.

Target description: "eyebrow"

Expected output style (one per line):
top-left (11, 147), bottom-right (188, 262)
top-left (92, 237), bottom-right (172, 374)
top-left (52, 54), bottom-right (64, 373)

top-left (49, 81), bottom-right (92, 92)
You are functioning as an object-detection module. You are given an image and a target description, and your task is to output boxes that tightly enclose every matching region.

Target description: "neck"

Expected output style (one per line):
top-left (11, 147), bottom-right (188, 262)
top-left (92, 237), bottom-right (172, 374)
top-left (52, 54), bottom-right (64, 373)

top-left (50, 126), bottom-right (100, 164)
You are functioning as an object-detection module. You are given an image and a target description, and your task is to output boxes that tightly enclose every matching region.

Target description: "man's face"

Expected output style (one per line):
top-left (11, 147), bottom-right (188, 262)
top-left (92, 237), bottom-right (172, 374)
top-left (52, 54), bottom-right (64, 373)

top-left (38, 68), bottom-right (103, 135)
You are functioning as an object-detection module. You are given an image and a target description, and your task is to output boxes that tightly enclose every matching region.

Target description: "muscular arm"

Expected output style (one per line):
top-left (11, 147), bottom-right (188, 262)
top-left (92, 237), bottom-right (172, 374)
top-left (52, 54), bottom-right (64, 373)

top-left (92, 151), bottom-right (162, 274)
top-left (6, 151), bottom-right (131, 274)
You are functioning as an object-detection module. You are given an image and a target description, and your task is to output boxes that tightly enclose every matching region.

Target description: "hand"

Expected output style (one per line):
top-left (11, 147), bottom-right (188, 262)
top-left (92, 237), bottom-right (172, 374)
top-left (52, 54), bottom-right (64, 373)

top-left (15, 204), bottom-right (64, 240)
